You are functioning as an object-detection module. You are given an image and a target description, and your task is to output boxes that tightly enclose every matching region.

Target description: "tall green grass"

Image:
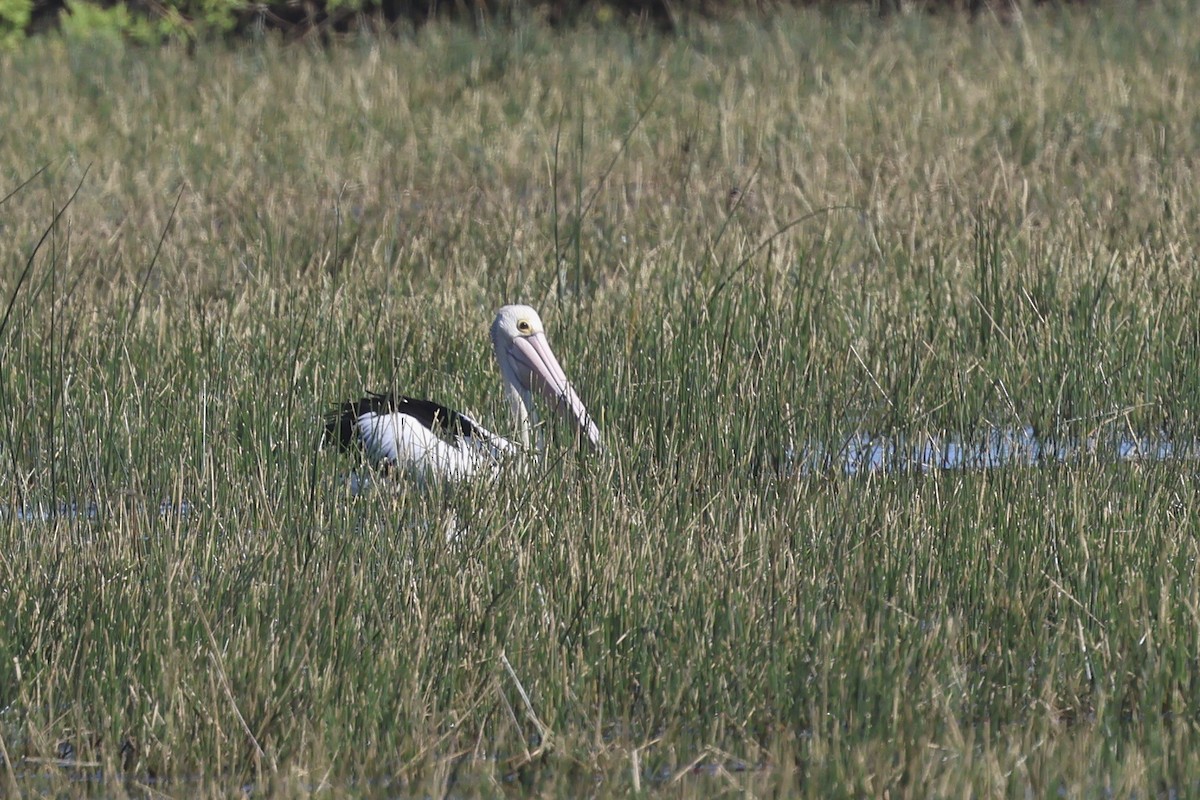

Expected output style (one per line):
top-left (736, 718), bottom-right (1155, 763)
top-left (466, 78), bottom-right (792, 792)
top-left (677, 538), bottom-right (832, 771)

top-left (2, 2), bottom-right (1200, 795)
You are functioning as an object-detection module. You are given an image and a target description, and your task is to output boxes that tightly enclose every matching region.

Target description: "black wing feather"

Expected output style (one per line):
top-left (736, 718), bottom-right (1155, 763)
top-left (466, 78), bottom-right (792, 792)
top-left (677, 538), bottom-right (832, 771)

top-left (324, 392), bottom-right (488, 451)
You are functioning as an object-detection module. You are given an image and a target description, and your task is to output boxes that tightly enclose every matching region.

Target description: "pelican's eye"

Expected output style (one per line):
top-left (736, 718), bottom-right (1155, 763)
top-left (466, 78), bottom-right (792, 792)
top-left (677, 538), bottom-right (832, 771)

top-left (516, 319), bottom-right (533, 334)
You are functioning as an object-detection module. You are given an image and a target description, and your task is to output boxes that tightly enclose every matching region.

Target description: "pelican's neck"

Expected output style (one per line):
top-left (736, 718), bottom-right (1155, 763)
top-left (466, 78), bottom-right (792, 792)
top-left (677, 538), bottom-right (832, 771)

top-left (503, 378), bottom-right (536, 450)
top-left (493, 315), bottom-right (543, 452)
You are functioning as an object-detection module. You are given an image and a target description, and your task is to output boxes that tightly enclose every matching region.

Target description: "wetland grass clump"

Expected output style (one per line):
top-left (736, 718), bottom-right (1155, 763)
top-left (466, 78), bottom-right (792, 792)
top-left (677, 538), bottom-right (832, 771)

top-left (2, 2), bottom-right (1200, 795)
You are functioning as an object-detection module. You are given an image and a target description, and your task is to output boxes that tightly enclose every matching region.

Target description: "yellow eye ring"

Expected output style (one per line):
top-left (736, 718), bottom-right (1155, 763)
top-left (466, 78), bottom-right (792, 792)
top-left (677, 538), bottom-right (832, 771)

top-left (517, 320), bottom-right (532, 333)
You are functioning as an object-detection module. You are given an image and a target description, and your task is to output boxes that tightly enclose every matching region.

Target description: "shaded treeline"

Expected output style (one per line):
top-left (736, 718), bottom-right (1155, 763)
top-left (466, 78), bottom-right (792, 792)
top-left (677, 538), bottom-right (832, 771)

top-left (18, 0), bottom-right (1032, 41)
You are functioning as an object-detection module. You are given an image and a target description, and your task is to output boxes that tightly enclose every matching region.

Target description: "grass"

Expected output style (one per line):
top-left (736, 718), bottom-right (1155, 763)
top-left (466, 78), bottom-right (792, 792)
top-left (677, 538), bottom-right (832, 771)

top-left (2, 1), bottom-right (1200, 795)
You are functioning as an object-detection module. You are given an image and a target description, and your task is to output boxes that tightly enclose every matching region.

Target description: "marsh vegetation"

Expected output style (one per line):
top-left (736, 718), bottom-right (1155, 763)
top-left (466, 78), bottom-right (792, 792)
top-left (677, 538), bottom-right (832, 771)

top-left (2, 3), bottom-right (1200, 795)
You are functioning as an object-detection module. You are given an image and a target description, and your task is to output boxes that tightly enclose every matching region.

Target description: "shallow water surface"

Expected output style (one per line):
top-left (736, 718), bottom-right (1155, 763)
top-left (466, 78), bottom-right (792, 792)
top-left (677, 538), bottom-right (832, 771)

top-left (3, 428), bottom-right (1196, 522)
top-left (792, 426), bottom-right (1199, 476)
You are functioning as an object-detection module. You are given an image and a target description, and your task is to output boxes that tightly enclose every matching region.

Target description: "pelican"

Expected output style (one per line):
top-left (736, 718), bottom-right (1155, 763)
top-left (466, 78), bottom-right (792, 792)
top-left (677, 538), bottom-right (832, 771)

top-left (326, 305), bottom-right (602, 482)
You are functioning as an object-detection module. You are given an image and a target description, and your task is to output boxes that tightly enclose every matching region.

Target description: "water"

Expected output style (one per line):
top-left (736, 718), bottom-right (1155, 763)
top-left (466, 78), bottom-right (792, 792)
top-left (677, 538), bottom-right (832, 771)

top-left (3, 427), bottom-right (1197, 523)
top-left (790, 425), bottom-right (1200, 477)
top-left (0, 499), bottom-right (191, 524)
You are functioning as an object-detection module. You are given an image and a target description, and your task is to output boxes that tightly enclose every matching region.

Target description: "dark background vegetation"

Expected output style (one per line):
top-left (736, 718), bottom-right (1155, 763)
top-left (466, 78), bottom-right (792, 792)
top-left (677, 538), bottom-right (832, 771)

top-left (13, 0), bottom-right (1026, 43)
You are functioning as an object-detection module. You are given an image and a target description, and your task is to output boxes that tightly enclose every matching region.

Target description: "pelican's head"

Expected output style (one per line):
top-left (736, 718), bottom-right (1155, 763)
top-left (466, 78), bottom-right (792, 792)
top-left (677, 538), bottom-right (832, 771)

top-left (491, 304), bottom-right (603, 451)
